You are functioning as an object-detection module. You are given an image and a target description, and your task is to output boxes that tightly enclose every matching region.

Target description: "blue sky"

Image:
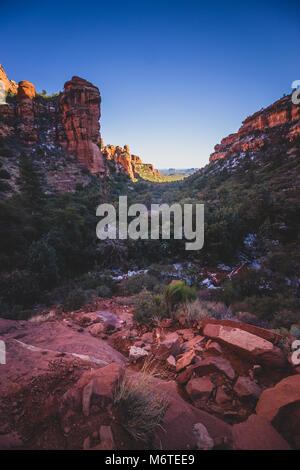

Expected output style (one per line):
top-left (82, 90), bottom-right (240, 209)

top-left (1, 0), bottom-right (299, 168)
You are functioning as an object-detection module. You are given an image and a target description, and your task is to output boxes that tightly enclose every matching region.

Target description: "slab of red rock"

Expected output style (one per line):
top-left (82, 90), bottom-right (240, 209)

top-left (192, 357), bottom-right (235, 380)
top-left (176, 356), bottom-right (235, 385)
top-left (151, 380), bottom-right (232, 450)
top-left (182, 335), bottom-right (205, 353)
top-left (202, 318), bottom-right (283, 344)
top-left (166, 355), bottom-right (176, 371)
top-left (176, 350), bottom-right (196, 372)
top-left (203, 322), bottom-right (286, 368)
top-left (256, 374), bottom-right (300, 422)
top-left (234, 376), bottom-right (262, 400)
top-left (232, 415), bottom-right (291, 450)
top-left (206, 341), bottom-right (223, 355)
top-left (0, 320), bottom-right (126, 396)
top-left (186, 376), bottom-right (214, 400)
top-left (151, 332), bottom-right (181, 360)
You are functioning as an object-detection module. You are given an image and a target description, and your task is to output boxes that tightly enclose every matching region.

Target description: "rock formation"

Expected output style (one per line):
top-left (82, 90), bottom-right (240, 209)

top-left (59, 76), bottom-right (105, 174)
top-left (0, 65), bottom-right (162, 190)
top-left (102, 143), bottom-right (160, 180)
top-left (0, 297), bottom-right (297, 450)
top-left (210, 94), bottom-right (300, 162)
top-left (0, 65), bottom-right (18, 94)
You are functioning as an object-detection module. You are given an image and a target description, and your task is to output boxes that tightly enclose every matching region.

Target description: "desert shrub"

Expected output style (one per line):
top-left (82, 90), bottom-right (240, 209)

top-left (114, 360), bottom-right (168, 443)
top-left (271, 309), bottom-right (300, 329)
top-left (77, 273), bottom-right (117, 294)
top-left (133, 289), bottom-right (166, 325)
top-left (164, 281), bottom-right (197, 313)
top-left (0, 270), bottom-right (39, 309)
top-left (97, 285), bottom-right (112, 298)
top-left (62, 288), bottom-right (86, 311)
top-left (183, 299), bottom-right (229, 324)
top-left (121, 274), bottom-right (160, 296)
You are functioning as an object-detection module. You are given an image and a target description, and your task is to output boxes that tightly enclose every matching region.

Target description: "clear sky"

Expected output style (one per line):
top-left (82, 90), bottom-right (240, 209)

top-left (1, 0), bottom-right (299, 168)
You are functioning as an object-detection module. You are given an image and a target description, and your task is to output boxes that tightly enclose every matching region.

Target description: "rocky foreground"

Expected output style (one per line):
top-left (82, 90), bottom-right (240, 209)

top-left (0, 297), bottom-right (299, 450)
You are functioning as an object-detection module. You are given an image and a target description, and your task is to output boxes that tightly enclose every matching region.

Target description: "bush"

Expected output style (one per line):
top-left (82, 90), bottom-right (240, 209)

top-left (62, 288), bottom-right (86, 311)
top-left (164, 281), bottom-right (197, 313)
top-left (183, 299), bottom-right (229, 324)
top-left (97, 285), bottom-right (112, 298)
top-left (133, 289), bottom-right (166, 325)
top-left (121, 274), bottom-right (160, 296)
top-left (0, 270), bottom-right (39, 309)
top-left (114, 360), bottom-right (168, 443)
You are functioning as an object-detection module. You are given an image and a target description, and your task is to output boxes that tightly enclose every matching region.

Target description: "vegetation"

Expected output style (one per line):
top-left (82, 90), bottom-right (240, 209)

top-left (114, 359), bottom-right (168, 443)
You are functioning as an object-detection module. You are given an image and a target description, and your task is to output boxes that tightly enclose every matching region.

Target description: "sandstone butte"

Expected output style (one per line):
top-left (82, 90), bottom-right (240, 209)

top-left (209, 93), bottom-right (300, 162)
top-left (0, 65), bottom-right (160, 181)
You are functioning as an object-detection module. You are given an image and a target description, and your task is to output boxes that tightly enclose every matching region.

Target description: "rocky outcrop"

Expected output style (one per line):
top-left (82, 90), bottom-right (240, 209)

top-left (0, 68), bottom-right (106, 193)
top-left (210, 94), bottom-right (300, 162)
top-left (102, 143), bottom-right (160, 180)
top-left (0, 64), bottom-right (18, 94)
top-left (59, 76), bottom-right (105, 174)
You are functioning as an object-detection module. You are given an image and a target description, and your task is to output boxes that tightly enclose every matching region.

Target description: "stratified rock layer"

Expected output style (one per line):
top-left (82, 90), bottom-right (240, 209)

top-left (210, 94), bottom-right (300, 162)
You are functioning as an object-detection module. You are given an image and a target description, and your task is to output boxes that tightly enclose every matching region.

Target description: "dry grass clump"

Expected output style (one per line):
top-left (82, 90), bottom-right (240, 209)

top-left (114, 359), bottom-right (169, 443)
top-left (183, 299), bottom-right (229, 323)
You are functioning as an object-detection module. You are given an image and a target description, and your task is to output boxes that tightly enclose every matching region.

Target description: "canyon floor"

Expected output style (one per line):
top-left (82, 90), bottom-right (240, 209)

top-left (0, 296), bottom-right (299, 451)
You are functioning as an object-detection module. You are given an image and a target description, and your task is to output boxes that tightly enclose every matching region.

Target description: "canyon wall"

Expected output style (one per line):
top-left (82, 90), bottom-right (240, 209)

top-left (210, 94), bottom-right (300, 162)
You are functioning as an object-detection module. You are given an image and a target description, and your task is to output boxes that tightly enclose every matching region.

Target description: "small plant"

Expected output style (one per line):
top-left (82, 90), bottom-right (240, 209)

top-left (164, 280), bottom-right (197, 314)
top-left (114, 359), bottom-right (168, 444)
top-left (133, 289), bottom-right (166, 325)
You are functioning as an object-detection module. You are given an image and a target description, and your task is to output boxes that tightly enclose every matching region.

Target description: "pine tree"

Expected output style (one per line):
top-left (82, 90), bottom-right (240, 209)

top-left (17, 153), bottom-right (44, 207)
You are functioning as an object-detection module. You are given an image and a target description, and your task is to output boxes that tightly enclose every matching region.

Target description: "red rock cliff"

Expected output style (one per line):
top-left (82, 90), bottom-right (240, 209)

top-left (59, 76), bottom-right (105, 174)
top-left (210, 94), bottom-right (300, 162)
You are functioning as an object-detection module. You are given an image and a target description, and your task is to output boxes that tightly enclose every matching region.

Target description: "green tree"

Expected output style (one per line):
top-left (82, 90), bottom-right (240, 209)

top-left (17, 153), bottom-right (44, 208)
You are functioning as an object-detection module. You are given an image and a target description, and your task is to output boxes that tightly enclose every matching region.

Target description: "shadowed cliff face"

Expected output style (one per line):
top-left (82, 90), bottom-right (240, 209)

top-left (210, 95), bottom-right (300, 162)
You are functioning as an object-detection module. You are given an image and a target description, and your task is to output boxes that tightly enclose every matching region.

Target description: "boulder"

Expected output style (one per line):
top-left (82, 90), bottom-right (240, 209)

top-left (129, 346), bottom-right (148, 362)
top-left (176, 350), bottom-right (195, 372)
top-left (193, 423), bottom-right (214, 450)
top-left (186, 377), bottom-right (214, 400)
top-left (256, 374), bottom-right (300, 421)
top-left (203, 323), bottom-right (286, 368)
top-left (192, 357), bottom-right (235, 380)
top-left (232, 415), bottom-right (291, 450)
top-left (152, 380), bottom-right (232, 449)
top-left (234, 376), bottom-right (262, 399)
top-left (152, 332), bottom-right (181, 360)
top-left (206, 341), bottom-right (223, 355)
top-left (17, 80), bottom-right (36, 100)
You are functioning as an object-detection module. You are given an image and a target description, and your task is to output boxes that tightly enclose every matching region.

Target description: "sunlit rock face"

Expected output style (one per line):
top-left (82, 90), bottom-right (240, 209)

top-left (210, 94), bottom-right (300, 162)
top-left (59, 76), bottom-right (105, 174)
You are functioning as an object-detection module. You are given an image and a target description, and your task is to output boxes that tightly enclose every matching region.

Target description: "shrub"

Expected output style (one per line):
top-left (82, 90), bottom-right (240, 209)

top-left (183, 299), bottom-right (229, 324)
top-left (97, 285), bottom-right (112, 298)
top-left (133, 289), bottom-right (166, 325)
top-left (164, 281), bottom-right (197, 313)
top-left (114, 360), bottom-right (168, 443)
top-left (62, 288), bottom-right (86, 311)
top-left (121, 274), bottom-right (160, 296)
top-left (0, 270), bottom-right (39, 309)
